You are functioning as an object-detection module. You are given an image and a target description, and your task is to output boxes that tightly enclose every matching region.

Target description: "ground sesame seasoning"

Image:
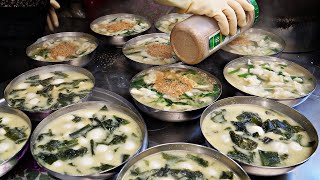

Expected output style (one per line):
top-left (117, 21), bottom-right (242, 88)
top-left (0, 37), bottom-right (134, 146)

top-left (146, 43), bottom-right (173, 59)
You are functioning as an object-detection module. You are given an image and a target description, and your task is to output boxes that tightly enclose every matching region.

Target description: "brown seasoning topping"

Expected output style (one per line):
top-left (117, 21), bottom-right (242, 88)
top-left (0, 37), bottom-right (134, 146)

top-left (102, 21), bottom-right (135, 32)
top-left (229, 36), bottom-right (252, 46)
top-left (146, 43), bottom-right (173, 59)
top-left (50, 42), bottom-right (76, 59)
top-left (155, 71), bottom-right (193, 97)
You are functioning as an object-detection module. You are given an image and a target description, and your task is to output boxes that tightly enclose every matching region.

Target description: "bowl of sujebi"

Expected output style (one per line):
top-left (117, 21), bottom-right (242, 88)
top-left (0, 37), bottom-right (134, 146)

top-left (0, 106), bottom-right (32, 177)
top-left (155, 13), bottom-right (192, 33)
top-left (30, 101), bottom-right (148, 180)
top-left (220, 28), bottom-right (285, 59)
top-left (26, 32), bottom-right (98, 67)
top-left (223, 56), bottom-right (316, 107)
top-left (90, 13), bottom-right (151, 47)
top-left (4, 64), bottom-right (95, 120)
top-left (122, 33), bottom-right (178, 70)
top-left (129, 64), bottom-right (222, 122)
top-left (117, 143), bottom-right (250, 180)
top-left (200, 96), bottom-right (318, 176)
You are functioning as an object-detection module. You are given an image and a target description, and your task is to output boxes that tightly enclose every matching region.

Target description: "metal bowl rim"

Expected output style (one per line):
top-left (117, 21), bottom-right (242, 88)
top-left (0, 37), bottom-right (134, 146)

top-left (155, 13), bottom-right (192, 33)
top-left (4, 64), bottom-right (95, 113)
top-left (223, 56), bottom-right (317, 101)
top-left (117, 142), bottom-right (250, 180)
top-left (129, 63), bottom-right (222, 113)
top-left (122, 33), bottom-right (179, 66)
top-left (30, 100), bottom-right (148, 178)
top-left (90, 13), bottom-right (151, 37)
top-left (200, 96), bottom-right (319, 169)
top-left (26, 32), bottom-right (99, 63)
top-left (0, 106), bottom-right (32, 165)
top-left (221, 28), bottom-right (286, 56)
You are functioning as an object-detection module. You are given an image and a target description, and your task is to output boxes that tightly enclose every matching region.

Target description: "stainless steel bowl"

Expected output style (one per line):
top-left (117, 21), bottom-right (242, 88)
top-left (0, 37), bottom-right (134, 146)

top-left (0, 106), bottom-right (32, 177)
top-left (123, 33), bottom-right (178, 71)
top-left (4, 64), bottom-right (95, 121)
top-left (223, 56), bottom-right (317, 107)
top-left (155, 13), bottom-right (192, 33)
top-left (90, 13), bottom-right (151, 47)
top-left (30, 101), bottom-right (148, 180)
top-left (221, 28), bottom-right (286, 59)
top-left (129, 64), bottom-right (222, 122)
top-left (26, 32), bottom-right (98, 67)
top-left (117, 142), bottom-right (250, 180)
top-left (200, 96), bottom-right (319, 176)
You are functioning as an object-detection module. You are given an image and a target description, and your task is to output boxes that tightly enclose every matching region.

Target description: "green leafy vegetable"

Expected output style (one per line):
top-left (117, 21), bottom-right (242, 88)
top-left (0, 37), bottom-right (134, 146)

top-left (92, 163), bottom-right (114, 171)
top-left (37, 129), bottom-right (53, 141)
top-left (229, 131), bottom-right (258, 150)
top-left (259, 150), bottom-right (280, 166)
top-left (90, 139), bottom-right (95, 156)
top-left (236, 111), bottom-right (262, 126)
top-left (38, 139), bottom-right (78, 152)
top-left (100, 105), bottom-right (108, 111)
top-left (186, 154), bottom-right (208, 167)
top-left (106, 134), bottom-right (127, 145)
top-left (53, 71), bottom-right (68, 78)
top-left (69, 124), bottom-right (93, 139)
top-left (131, 76), bottom-right (147, 89)
top-left (220, 171), bottom-right (234, 179)
top-left (211, 109), bottom-right (226, 123)
top-left (238, 73), bottom-right (253, 78)
top-left (228, 68), bottom-right (240, 74)
top-left (114, 116), bottom-right (129, 125)
top-left (72, 115), bottom-right (82, 123)
top-left (36, 153), bottom-right (58, 165)
top-left (122, 154), bottom-right (130, 163)
top-left (293, 134), bottom-right (315, 147)
top-left (57, 147), bottom-right (88, 161)
top-left (162, 152), bottom-right (180, 161)
top-left (227, 146), bottom-right (255, 163)
top-left (4, 126), bottom-right (28, 144)
top-left (261, 137), bottom-right (273, 144)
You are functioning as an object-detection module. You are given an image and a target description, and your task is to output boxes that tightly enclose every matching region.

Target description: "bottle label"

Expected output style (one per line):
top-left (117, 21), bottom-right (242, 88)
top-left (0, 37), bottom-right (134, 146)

top-left (208, 29), bottom-right (240, 50)
top-left (208, 0), bottom-right (259, 51)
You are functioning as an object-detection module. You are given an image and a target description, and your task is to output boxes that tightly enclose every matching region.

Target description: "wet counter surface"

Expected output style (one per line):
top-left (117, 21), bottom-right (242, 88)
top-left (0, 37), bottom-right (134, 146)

top-left (0, 19), bottom-right (319, 180)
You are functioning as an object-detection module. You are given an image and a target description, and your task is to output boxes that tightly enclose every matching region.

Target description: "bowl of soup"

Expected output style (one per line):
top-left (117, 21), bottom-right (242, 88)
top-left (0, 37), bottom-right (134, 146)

top-left (90, 13), bottom-right (151, 47)
top-left (129, 64), bottom-right (221, 121)
top-left (30, 101), bottom-right (147, 179)
top-left (117, 143), bottom-right (250, 180)
top-left (26, 32), bottom-right (98, 67)
top-left (0, 106), bottom-right (31, 177)
top-left (222, 28), bottom-right (285, 57)
top-left (200, 96), bottom-right (318, 176)
top-left (123, 33), bottom-right (178, 70)
top-left (4, 64), bottom-right (95, 120)
top-left (223, 56), bottom-right (316, 107)
top-left (155, 13), bottom-right (192, 33)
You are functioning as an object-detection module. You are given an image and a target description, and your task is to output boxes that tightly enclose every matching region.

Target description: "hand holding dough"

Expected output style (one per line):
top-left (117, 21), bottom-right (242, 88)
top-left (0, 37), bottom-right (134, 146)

top-left (155, 0), bottom-right (254, 35)
top-left (47, 0), bottom-right (60, 32)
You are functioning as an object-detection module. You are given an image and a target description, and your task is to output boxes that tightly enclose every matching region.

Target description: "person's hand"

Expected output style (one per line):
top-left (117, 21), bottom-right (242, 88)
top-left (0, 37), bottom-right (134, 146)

top-left (155, 0), bottom-right (254, 36)
top-left (47, 0), bottom-right (60, 31)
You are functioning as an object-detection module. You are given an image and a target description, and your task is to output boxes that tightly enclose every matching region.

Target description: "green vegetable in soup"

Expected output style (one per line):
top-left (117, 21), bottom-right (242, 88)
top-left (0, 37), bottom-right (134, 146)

top-left (228, 68), bottom-right (240, 74)
top-left (4, 126), bottom-right (28, 144)
top-left (227, 146), bottom-right (255, 163)
top-left (161, 152), bottom-right (181, 161)
top-left (69, 124), bottom-right (93, 139)
top-left (131, 76), bottom-right (147, 89)
top-left (36, 153), bottom-right (58, 165)
top-left (38, 139), bottom-right (78, 152)
top-left (100, 105), bottom-right (108, 111)
top-left (72, 115), bottom-right (82, 123)
top-left (53, 71), bottom-right (68, 78)
top-left (220, 171), bottom-right (234, 179)
top-left (236, 111), bottom-right (262, 126)
top-left (37, 129), bottom-right (53, 141)
top-left (261, 137), bottom-right (273, 144)
top-left (238, 73), bottom-right (253, 78)
top-left (211, 109), bottom-right (226, 123)
top-left (92, 164), bottom-right (115, 171)
top-left (293, 134), bottom-right (316, 147)
top-left (258, 150), bottom-right (281, 166)
top-left (90, 139), bottom-right (95, 156)
top-left (186, 154), bottom-right (209, 167)
top-left (106, 134), bottom-right (127, 145)
top-left (122, 154), bottom-right (130, 163)
top-left (57, 147), bottom-right (88, 161)
top-left (229, 131), bottom-right (258, 151)
top-left (35, 48), bottom-right (49, 58)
